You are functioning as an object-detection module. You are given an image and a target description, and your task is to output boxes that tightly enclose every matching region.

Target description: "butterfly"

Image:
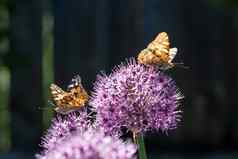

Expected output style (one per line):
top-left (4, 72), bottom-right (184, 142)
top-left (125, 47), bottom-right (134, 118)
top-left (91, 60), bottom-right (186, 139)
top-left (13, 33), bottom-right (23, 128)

top-left (137, 32), bottom-right (180, 70)
top-left (50, 75), bottom-right (89, 114)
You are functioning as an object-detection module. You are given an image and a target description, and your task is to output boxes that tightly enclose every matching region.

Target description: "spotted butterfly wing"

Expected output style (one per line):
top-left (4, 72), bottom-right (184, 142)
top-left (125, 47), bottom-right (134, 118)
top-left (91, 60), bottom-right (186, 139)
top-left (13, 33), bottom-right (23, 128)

top-left (149, 32), bottom-right (170, 57)
top-left (66, 75), bottom-right (89, 108)
top-left (67, 75), bottom-right (82, 91)
top-left (137, 48), bottom-right (161, 65)
top-left (137, 32), bottom-right (178, 70)
top-left (168, 48), bottom-right (178, 63)
top-left (50, 75), bottom-right (89, 114)
top-left (50, 84), bottom-right (70, 107)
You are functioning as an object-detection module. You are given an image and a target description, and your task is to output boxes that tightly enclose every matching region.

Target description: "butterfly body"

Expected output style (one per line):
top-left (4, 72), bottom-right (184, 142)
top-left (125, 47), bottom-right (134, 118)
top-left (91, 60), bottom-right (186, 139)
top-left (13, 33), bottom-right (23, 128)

top-left (50, 75), bottom-right (89, 114)
top-left (137, 32), bottom-right (178, 70)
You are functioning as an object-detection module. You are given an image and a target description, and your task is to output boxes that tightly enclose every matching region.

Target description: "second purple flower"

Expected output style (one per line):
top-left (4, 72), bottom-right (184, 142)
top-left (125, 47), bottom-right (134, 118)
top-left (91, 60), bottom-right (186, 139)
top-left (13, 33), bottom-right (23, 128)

top-left (90, 58), bottom-right (183, 135)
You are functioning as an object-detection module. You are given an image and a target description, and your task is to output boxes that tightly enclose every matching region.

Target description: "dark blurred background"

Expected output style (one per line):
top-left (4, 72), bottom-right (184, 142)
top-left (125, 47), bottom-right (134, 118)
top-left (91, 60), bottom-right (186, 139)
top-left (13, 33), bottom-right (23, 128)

top-left (0, 0), bottom-right (238, 158)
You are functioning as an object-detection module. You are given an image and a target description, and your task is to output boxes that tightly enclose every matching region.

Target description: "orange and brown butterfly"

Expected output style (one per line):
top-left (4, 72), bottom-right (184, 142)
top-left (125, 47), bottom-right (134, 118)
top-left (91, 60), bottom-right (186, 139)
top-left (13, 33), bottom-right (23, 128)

top-left (50, 75), bottom-right (89, 114)
top-left (137, 32), bottom-right (178, 70)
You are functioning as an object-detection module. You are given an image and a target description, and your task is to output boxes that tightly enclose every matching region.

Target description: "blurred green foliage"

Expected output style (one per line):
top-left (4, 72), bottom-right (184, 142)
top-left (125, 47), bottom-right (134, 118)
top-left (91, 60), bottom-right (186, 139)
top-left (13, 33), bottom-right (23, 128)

top-left (0, 0), bottom-right (55, 153)
top-left (0, 67), bottom-right (11, 152)
top-left (0, 0), bottom-right (10, 153)
top-left (42, 14), bottom-right (54, 128)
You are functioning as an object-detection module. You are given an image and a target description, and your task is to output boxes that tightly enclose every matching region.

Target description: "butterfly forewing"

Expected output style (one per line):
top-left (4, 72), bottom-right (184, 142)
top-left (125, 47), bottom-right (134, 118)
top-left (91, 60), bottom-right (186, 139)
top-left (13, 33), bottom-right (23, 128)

top-left (151, 32), bottom-right (170, 57)
top-left (50, 84), bottom-right (69, 107)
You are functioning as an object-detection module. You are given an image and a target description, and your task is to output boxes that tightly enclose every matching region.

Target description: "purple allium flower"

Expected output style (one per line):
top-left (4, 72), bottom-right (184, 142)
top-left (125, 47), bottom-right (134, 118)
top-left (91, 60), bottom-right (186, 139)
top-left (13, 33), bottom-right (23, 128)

top-left (90, 58), bottom-right (183, 135)
top-left (40, 109), bottom-right (92, 153)
top-left (37, 129), bottom-right (137, 159)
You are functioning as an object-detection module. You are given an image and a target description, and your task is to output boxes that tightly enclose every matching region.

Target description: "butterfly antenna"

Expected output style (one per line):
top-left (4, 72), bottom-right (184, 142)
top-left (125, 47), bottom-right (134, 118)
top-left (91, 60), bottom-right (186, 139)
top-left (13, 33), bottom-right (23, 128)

top-left (37, 100), bottom-right (55, 110)
top-left (174, 62), bottom-right (189, 69)
top-left (37, 106), bottom-right (51, 110)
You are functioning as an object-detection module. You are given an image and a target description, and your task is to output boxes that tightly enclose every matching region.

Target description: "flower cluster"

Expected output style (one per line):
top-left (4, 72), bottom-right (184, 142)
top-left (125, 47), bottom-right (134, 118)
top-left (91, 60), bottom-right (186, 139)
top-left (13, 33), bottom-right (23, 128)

top-left (37, 129), bottom-right (137, 159)
top-left (37, 57), bottom-right (184, 159)
top-left (90, 58), bottom-right (183, 135)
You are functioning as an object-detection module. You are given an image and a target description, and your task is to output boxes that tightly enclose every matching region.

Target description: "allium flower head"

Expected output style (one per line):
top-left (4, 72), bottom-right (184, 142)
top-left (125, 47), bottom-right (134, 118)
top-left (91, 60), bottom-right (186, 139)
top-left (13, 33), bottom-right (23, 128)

top-left (40, 109), bottom-right (92, 153)
top-left (90, 58), bottom-right (183, 135)
top-left (37, 129), bottom-right (137, 159)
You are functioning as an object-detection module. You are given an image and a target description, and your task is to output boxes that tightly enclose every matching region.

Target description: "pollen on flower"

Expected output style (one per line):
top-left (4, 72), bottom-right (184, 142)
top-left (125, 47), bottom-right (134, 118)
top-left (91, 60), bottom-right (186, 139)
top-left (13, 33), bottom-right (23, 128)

top-left (90, 58), bottom-right (183, 135)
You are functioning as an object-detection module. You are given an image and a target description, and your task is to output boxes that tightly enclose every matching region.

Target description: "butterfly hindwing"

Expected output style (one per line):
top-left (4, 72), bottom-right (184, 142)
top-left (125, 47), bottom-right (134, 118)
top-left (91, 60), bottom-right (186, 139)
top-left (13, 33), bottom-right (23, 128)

top-left (137, 48), bottom-right (161, 65)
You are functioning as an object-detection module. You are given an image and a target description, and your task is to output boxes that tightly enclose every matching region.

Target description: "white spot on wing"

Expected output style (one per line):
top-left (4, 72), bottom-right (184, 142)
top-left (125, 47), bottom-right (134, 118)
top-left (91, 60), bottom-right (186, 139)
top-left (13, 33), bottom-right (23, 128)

top-left (169, 48), bottom-right (177, 62)
top-left (67, 75), bottom-right (82, 90)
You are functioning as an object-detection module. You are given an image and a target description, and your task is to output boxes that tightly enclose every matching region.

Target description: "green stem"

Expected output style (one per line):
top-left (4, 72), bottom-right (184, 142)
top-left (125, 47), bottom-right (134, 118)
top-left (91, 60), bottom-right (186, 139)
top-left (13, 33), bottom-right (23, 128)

top-left (135, 133), bottom-right (147, 159)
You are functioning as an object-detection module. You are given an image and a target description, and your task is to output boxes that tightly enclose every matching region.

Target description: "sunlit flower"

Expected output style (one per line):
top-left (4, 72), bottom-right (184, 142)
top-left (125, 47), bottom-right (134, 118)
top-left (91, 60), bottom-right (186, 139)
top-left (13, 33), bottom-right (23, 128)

top-left (37, 129), bottom-right (137, 159)
top-left (90, 58), bottom-right (183, 135)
